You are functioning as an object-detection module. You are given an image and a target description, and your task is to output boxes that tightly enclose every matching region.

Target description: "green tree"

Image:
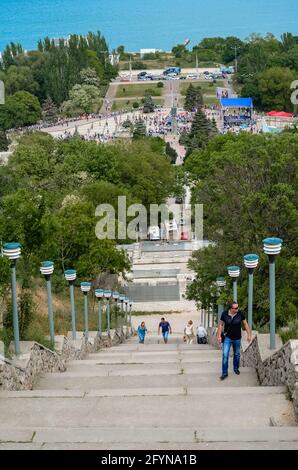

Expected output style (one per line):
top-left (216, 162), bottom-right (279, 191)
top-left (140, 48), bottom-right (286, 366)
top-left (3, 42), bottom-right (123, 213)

top-left (185, 132), bottom-right (298, 326)
top-left (165, 142), bottom-right (178, 164)
top-left (172, 44), bottom-right (187, 59)
top-left (133, 118), bottom-right (147, 138)
top-left (282, 45), bottom-right (298, 71)
top-left (1, 42), bottom-right (24, 68)
top-left (0, 65), bottom-right (39, 96)
top-left (61, 84), bottom-right (102, 116)
top-left (222, 37), bottom-right (244, 64)
top-left (256, 67), bottom-right (297, 111)
top-left (280, 32), bottom-right (298, 52)
top-left (79, 67), bottom-right (100, 87)
top-left (122, 119), bottom-right (133, 130)
top-left (116, 45), bottom-right (130, 60)
top-left (182, 109), bottom-right (216, 155)
top-left (184, 84), bottom-right (203, 112)
top-left (0, 91), bottom-right (42, 129)
top-left (42, 97), bottom-right (59, 124)
top-left (143, 94), bottom-right (155, 113)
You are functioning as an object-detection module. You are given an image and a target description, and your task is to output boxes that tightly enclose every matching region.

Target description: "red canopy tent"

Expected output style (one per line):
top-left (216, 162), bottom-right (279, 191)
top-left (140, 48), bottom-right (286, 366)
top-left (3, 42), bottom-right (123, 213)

top-left (266, 111), bottom-right (295, 117)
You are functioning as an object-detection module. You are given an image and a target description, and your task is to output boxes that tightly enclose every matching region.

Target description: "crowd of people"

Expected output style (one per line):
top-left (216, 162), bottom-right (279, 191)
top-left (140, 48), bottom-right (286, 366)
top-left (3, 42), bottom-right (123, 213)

top-left (137, 317), bottom-right (207, 345)
top-left (136, 301), bottom-right (252, 382)
top-left (146, 111), bottom-right (193, 137)
top-left (7, 96), bottom-right (265, 142)
top-left (220, 107), bottom-right (262, 134)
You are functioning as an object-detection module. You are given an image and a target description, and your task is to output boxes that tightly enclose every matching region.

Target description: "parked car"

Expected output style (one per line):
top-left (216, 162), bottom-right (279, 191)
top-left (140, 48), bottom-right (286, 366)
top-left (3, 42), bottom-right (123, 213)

top-left (163, 67), bottom-right (181, 76)
top-left (137, 71), bottom-right (153, 81)
top-left (186, 73), bottom-right (199, 79)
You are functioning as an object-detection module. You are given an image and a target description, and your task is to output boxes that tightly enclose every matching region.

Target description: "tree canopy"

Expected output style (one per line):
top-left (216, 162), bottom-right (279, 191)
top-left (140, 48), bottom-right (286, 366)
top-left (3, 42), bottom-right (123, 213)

top-left (0, 133), bottom-right (177, 282)
top-left (185, 132), bottom-right (298, 326)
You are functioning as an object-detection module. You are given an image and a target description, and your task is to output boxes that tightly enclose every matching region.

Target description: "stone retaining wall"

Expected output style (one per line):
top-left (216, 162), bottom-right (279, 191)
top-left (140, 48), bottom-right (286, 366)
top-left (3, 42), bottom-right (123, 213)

top-left (0, 342), bottom-right (66, 391)
top-left (241, 336), bottom-right (298, 419)
top-left (207, 327), bottom-right (298, 420)
top-left (0, 327), bottom-right (134, 391)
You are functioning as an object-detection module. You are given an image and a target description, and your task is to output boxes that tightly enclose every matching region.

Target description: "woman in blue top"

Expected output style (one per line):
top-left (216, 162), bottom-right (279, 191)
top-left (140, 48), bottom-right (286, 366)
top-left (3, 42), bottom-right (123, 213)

top-left (137, 321), bottom-right (147, 344)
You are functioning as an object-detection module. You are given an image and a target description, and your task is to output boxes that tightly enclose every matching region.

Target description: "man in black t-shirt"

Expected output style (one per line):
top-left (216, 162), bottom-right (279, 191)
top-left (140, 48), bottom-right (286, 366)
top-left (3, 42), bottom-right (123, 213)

top-left (216, 301), bottom-right (252, 380)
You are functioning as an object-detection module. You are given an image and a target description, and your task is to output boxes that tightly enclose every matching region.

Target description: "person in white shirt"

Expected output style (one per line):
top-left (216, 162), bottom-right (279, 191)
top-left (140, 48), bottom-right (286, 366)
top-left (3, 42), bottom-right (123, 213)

top-left (197, 324), bottom-right (208, 344)
top-left (184, 320), bottom-right (195, 344)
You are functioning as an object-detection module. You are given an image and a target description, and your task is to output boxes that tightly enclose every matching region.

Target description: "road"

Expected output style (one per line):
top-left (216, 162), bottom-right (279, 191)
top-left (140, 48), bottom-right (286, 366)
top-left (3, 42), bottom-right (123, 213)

top-left (118, 67), bottom-right (222, 79)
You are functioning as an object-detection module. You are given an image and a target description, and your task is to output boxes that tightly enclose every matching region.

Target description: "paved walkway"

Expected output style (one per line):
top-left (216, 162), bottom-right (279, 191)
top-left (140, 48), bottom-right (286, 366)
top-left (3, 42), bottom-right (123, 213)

top-left (100, 83), bottom-right (118, 115)
top-left (164, 79), bottom-right (180, 108)
top-left (0, 333), bottom-right (296, 449)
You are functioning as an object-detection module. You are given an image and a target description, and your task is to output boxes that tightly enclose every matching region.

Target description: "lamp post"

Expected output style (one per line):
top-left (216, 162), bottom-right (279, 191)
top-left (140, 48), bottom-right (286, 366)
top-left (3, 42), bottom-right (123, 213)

top-left (3, 243), bottom-right (21, 355)
top-left (80, 282), bottom-right (91, 340)
top-left (216, 277), bottom-right (226, 325)
top-left (64, 269), bottom-right (77, 340)
top-left (40, 261), bottom-right (55, 344)
top-left (112, 291), bottom-right (120, 329)
top-left (119, 294), bottom-right (125, 327)
top-left (124, 297), bottom-right (129, 326)
top-left (103, 290), bottom-right (112, 335)
top-left (243, 254), bottom-right (259, 330)
top-left (202, 307), bottom-right (205, 328)
top-left (263, 237), bottom-right (283, 350)
top-left (129, 300), bottom-right (133, 328)
top-left (95, 289), bottom-right (104, 336)
top-left (227, 266), bottom-right (240, 302)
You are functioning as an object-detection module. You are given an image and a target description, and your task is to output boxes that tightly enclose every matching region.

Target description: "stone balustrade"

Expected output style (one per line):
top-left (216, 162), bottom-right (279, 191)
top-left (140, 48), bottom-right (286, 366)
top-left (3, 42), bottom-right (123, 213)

top-left (0, 327), bottom-right (134, 391)
top-left (241, 335), bottom-right (298, 419)
top-left (207, 326), bottom-right (298, 420)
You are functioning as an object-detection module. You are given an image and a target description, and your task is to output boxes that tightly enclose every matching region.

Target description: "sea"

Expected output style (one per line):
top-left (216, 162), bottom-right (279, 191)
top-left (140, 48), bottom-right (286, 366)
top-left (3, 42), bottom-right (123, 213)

top-left (0, 0), bottom-right (298, 52)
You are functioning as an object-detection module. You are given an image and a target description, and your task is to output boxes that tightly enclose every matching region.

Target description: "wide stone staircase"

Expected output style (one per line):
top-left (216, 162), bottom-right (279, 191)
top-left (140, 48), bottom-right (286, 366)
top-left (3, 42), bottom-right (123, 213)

top-left (0, 334), bottom-right (297, 449)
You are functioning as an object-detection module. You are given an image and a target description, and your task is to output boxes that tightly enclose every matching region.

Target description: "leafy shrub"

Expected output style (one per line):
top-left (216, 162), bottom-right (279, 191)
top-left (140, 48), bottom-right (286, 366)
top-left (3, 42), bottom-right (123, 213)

top-left (279, 320), bottom-right (298, 344)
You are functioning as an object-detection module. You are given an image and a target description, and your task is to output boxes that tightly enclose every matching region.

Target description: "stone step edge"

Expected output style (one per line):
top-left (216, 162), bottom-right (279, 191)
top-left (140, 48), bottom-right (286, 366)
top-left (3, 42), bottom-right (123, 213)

top-left (0, 386), bottom-right (286, 398)
top-left (0, 427), bottom-right (297, 444)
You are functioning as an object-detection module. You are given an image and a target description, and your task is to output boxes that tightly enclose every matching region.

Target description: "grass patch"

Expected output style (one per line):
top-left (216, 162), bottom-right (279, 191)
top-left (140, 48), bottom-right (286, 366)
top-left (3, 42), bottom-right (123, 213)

top-left (180, 80), bottom-right (224, 96)
top-left (34, 306), bottom-right (125, 337)
top-left (279, 320), bottom-right (298, 344)
top-left (112, 98), bottom-right (164, 112)
top-left (116, 84), bottom-right (163, 98)
top-left (203, 96), bottom-right (219, 106)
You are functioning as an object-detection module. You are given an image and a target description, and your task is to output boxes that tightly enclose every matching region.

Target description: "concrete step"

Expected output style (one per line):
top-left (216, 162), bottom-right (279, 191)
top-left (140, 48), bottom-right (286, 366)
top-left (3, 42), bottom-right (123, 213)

top-left (86, 349), bottom-right (220, 358)
top-left (0, 391), bottom-right (293, 428)
top-left (101, 344), bottom-right (215, 351)
top-left (0, 386), bottom-right (286, 398)
top-left (72, 356), bottom-right (221, 365)
top-left (1, 440), bottom-right (297, 450)
top-left (35, 370), bottom-right (259, 390)
top-left (46, 359), bottom-right (251, 375)
top-left (0, 426), bottom-right (298, 450)
top-left (35, 368), bottom-right (259, 390)
top-left (1, 426), bottom-right (298, 449)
